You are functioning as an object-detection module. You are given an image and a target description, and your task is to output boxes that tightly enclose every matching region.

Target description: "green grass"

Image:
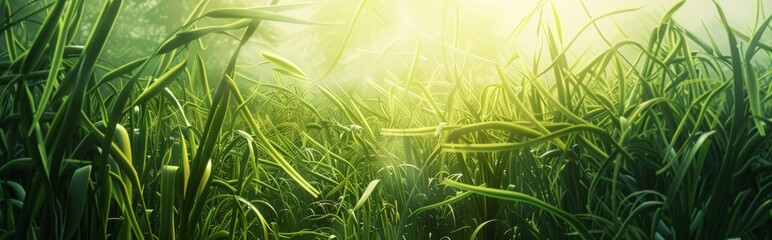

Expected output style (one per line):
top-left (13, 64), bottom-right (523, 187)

top-left (1, 0), bottom-right (770, 239)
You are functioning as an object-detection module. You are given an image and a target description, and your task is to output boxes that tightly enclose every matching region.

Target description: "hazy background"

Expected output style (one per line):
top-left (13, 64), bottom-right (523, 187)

top-left (51, 0), bottom-right (770, 88)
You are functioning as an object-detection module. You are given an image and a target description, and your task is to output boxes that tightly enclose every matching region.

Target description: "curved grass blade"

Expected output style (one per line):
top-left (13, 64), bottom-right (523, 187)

top-left (741, 15), bottom-right (772, 136)
top-left (204, 230), bottom-right (230, 240)
top-left (132, 59), bottom-right (188, 107)
top-left (260, 50), bottom-right (308, 80)
top-left (410, 190), bottom-right (473, 218)
top-left (158, 20), bottom-right (251, 54)
top-left (318, 0), bottom-right (369, 80)
top-left (109, 171), bottom-right (144, 240)
top-left (64, 165), bottom-right (91, 240)
top-left (204, 8), bottom-right (337, 25)
top-left (232, 195), bottom-right (271, 240)
top-left (246, 1), bottom-right (328, 12)
top-left (443, 125), bottom-right (615, 153)
top-left (470, 219), bottom-right (500, 240)
top-left (224, 76), bottom-right (320, 197)
top-left (443, 179), bottom-right (592, 240)
top-left (20, 0), bottom-right (66, 74)
top-left (351, 179), bottom-right (380, 212)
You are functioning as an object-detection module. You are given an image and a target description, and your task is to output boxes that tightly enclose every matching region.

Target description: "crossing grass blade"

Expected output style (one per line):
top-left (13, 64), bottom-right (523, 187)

top-left (741, 15), bottom-right (772, 136)
top-left (204, 8), bottom-right (337, 25)
top-left (443, 179), bottom-right (593, 240)
top-left (132, 59), bottom-right (188, 107)
top-left (1, 0), bottom-right (770, 239)
top-left (410, 190), bottom-right (473, 218)
top-left (19, 0), bottom-right (66, 74)
top-left (224, 75), bottom-right (320, 197)
top-left (158, 20), bottom-right (251, 54)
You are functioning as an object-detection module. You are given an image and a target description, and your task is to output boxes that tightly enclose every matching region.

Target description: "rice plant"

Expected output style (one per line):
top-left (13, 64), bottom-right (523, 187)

top-left (0, 0), bottom-right (769, 239)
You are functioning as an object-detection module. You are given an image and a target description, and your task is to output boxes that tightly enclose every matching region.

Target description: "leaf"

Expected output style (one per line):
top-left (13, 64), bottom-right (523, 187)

top-left (410, 190), bottom-right (473, 217)
top-left (248, 1), bottom-right (328, 13)
top-left (204, 231), bottom-right (230, 240)
top-left (132, 59), bottom-right (188, 107)
top-left (260, 50), bottom-right (308, 80)
top-left (109, 172), bottom-right (144, 239)
top-left (232, 195), bottom-right (270, 239)
top-left (64, 165), bottom-right (91, 240)
top-left (158, 20), bottom-right (251, 54)
top-left (204, 8), bottom-right (337, 25)
top-left (351, 179), bottom-right (380, 212)
top-left (319, 0), bottom-right (369, 79)
top-left (745, 64), bottom-right (765, 136)
top-left (443, 179), bottom-right (592, 240)
top-left (222, 76), bottom-right (321, 198)
top-left (160, 166), bottom-right (179, 240)
top-left (470, 219), bottom-right (499, 240)
top-left (742, 15), bottom-right (772, 136)
top-left (20, 0), bottom-right (67, 74)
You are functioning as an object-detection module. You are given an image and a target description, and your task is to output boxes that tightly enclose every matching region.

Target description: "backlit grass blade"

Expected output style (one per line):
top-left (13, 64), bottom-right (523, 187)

top-left (533, 6), bottom-right (643, 78)
top-left (741, 15), bottom-right (772, 136)
top-left (31, 16), bottom-right (67, 129)
top-left (158, 20), bottom-right (251, 54)
top-left (232, 195), bottom-right (270, 239)
top-left (260, 50), bottom-right (308, 80)
top-left (442, 125), bottom-right (616, 153)
top-left (204, 8), bottom-right (337, 25)
top-left (381, 124), bottom-right (461, 136)
top-left (246, 1), bottom-right (328, 12)
top-left (84, 121), bottom-right (142, 193)
top-left (170, 135), bottom-right (191, 197)
top-left (132, 59), bottom-right (188, 107)
top-left (319, 0), bottom-right (368, 80)
top-left (183, 0), bottom-right (210, 25)
top-left (470, 219), bottom-right (500, 240)
top-left (235, 129), bottom-right (257, 192)
top-left (663, 131), bottom-right (715, 196)
top-left (443, 179), bottom-right (592, 240)
top-left (446, 121), bottom-right (544, 141)
top-left (713, 1), bottom-right (747, 130)
top-left (195, 54), bottom-right (212, 105)
top-left (744, 64), bottom-right (764, 136)
top-left (497, 66), bottom-right (567, 149)
top-left (351, 179), bottom-right (380, 212)
top-left (90, 57), bottom-right (149, 93)
top-left (224, 75), bottom-right (320, 197)
top-left (410, 190), bottom-right (473, 218)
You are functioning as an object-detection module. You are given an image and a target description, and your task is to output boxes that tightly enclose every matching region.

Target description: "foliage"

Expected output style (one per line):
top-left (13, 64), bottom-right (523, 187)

top-left (0, 0), bottom-right (770, 239)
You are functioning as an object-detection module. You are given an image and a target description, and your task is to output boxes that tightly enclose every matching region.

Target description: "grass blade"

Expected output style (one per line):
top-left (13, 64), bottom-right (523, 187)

top-left (132, 59), bottom-right (188, 107)
top-left (351, 179), bottom-right (380, 212)
top-left (443, 179), bottom-right (592, 240)
top-left (260, 50), bottom-right (308, 80)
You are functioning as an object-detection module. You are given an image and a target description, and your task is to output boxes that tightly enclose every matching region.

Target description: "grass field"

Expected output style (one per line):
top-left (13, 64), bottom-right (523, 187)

top-left (1, 0), bottom-right (770, 239)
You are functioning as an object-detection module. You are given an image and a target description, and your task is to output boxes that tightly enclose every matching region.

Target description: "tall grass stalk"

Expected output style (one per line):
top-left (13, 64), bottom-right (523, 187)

top-left (1, 0), bottom-right (769, 239)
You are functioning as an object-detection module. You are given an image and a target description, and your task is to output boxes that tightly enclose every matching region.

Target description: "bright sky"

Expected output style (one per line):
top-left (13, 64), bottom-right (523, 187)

top-left (250, 0), bottom-right (769, 85)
